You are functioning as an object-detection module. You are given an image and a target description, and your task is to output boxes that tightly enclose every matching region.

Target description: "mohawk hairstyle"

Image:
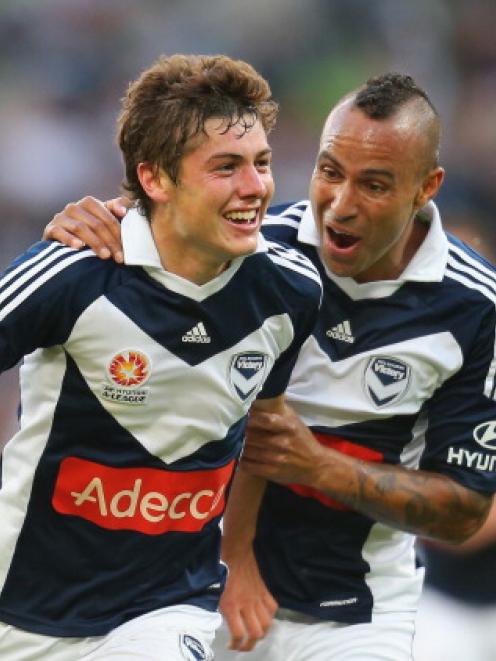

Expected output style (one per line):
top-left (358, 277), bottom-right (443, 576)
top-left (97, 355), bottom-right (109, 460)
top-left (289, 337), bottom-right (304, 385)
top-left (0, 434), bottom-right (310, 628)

top-left (354, 73), bottom-right (438, 119)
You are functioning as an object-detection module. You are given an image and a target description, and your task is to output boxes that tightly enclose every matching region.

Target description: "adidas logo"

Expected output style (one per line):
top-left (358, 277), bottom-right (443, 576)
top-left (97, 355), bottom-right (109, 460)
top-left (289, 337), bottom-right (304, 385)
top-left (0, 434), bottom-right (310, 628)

top-left (326, 320), bottom-right (354, 343)
top-left (182, 321), bottom-right (211, 344)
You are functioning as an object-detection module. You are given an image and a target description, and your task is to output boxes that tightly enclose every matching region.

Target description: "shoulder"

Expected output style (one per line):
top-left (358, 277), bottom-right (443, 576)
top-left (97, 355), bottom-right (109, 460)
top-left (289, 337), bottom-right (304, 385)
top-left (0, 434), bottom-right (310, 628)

top-left (257, 237), bottom-right (322, 306)
top-left (265, 239), bottom-right (321, 284)
top-left (445, 233), bottom-right (496, 311)
top-left (3, 241), bottom-right (105, 281)
top-left (0, 241), bottom-right (128, 316)
top-left (261, 200), bottom-right (310, 245)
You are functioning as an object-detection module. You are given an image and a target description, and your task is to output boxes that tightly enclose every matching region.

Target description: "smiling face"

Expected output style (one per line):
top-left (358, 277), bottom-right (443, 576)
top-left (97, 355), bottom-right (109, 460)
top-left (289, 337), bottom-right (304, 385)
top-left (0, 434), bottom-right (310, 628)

top-left (139, 116), bottom-right (274, 284)
top-left (310, 99), bottom-right (444, 282)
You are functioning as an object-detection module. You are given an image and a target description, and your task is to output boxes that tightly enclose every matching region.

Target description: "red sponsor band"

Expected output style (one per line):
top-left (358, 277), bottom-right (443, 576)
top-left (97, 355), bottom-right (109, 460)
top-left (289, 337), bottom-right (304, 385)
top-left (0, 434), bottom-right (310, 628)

top-left (288, 433), bottom-right (384, 511)
top-left (52, 457), bottom-right (235, 535)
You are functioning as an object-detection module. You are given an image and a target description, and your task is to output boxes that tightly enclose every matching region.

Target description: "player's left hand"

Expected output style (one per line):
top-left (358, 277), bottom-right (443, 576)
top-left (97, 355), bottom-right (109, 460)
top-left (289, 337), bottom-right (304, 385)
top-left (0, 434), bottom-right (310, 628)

top-left (241, 405), bottom-right (326, 485)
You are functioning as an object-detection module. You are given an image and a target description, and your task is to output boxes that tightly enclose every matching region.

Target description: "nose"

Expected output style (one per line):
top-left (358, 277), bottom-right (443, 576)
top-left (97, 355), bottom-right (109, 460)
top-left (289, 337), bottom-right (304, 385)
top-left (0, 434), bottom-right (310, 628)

top-left (238, 165), bottom-right (269, 199)
top-left (330, 181), bottom-right (357, 222)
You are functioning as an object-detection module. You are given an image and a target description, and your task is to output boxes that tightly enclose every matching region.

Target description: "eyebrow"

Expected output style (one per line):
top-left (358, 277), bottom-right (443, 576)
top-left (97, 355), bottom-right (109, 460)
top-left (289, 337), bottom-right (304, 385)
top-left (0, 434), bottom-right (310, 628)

top-left (207, 148), bottom-right (273, 162)
top-left (317, 151), bottom-right (395, 181)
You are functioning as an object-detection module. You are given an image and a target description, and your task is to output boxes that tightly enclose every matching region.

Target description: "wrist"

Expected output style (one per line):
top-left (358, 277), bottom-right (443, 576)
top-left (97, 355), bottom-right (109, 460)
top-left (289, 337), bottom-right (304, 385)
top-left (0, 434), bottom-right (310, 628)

top-left (221, 534), bottom-right (255, 563)
top-left (305, 443), bottom-right (334, 490)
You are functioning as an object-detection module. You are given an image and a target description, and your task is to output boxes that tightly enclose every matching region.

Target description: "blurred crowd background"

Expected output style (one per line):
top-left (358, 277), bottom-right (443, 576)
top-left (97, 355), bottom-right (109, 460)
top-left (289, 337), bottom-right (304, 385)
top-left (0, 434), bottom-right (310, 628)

top-left (1, 1), bottom-right (496, 659)
top-left (1, 0), bottom-right (496, 271)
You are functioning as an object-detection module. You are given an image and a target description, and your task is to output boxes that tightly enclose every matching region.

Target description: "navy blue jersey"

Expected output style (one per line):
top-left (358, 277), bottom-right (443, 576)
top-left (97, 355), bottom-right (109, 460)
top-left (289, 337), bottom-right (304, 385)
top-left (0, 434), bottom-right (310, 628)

top-left (255, 200), bottom-right (496, 623)
top-left (0, 209), bottom-right (321, 637)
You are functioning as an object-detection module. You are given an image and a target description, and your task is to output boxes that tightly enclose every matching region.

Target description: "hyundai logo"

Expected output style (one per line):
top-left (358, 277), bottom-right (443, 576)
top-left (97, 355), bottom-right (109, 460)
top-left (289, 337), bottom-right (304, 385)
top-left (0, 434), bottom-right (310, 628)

top-left (473, 421), bottom-right (496, 450)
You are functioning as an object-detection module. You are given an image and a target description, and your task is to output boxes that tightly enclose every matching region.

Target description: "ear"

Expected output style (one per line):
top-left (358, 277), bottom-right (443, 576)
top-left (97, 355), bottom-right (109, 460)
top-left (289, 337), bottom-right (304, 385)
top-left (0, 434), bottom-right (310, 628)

top-left (415, 166), bottom-right (445, 210)
top-left (137, 162), bottom-right (172, 204)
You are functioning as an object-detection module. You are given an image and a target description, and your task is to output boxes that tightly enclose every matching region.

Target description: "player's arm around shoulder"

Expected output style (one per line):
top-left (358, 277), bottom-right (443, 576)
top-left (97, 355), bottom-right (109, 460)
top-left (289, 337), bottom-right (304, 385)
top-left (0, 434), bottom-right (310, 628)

top-left (43, 195), bottom-right (129, 263)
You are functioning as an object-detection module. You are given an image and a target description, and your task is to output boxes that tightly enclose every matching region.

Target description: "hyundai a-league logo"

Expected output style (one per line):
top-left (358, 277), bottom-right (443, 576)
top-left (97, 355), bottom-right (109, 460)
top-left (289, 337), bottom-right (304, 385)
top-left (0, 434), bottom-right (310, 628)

top-left (101, 349), bottom-right (151, 406)
top-left (107, 350), bottom-right (151, 387)
top-left (364, 356), bottom-right (410, 407)
top-left (229, 351), bottom-right (269, 401)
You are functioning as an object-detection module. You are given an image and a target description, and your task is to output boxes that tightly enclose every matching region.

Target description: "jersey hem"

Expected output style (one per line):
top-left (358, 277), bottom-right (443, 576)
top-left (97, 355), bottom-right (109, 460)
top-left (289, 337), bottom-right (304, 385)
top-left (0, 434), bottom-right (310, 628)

top-left (0, 597), bottom-right (218, 638)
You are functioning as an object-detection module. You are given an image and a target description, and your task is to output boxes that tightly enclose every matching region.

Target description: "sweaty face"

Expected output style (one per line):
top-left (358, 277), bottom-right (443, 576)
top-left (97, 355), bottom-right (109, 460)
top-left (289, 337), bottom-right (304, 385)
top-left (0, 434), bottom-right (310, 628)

top-left (154, 117), bottom-right (274, 283)
top-left (310, 102), bottom-right (436, 282)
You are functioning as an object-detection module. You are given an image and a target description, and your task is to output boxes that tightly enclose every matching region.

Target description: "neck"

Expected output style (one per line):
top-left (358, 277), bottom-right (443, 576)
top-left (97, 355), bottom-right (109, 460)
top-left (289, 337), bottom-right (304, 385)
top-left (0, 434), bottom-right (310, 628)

top-left (398, 213), bottom-right (429, 273)
top-left (150, 217), bottom-right (231, 286)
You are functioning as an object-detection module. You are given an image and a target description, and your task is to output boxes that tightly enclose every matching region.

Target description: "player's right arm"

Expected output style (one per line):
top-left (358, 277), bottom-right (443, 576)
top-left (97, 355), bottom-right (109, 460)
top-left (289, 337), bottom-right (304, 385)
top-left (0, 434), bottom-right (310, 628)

top-left (43, 196), bottom-right (129, 263)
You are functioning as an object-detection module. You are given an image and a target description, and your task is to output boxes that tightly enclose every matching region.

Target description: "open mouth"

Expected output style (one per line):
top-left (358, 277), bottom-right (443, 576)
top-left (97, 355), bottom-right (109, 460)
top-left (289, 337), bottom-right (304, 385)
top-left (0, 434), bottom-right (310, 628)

top-left (224, 210), bottom-right (258, 226)
top-left (327, 226), bottom-right (360, 249)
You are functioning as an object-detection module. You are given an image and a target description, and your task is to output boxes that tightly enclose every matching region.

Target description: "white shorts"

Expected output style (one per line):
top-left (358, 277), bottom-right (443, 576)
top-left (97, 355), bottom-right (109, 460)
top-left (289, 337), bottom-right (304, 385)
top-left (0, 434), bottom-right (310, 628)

top-left (0, 605), bottom-right (221, 661)
top-left (213, 609), bottom-right (415, 661)
top-left (414, 587), bottom-right (496, 661)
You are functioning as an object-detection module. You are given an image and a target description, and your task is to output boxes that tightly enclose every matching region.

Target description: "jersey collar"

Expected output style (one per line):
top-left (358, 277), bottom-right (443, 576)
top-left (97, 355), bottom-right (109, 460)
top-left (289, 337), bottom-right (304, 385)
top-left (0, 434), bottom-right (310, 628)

top-left (121, 207), bottom-right (269, 301)
top-left (297, 200), bottom-right (448, 299)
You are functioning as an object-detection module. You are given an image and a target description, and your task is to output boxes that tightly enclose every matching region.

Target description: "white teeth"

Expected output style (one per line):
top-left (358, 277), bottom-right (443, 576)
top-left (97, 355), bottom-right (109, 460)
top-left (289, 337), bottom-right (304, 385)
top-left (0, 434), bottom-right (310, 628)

top-left (329, 226), bottom-right (353, 237)
top-left (225, 211), bottom-right (257, 222)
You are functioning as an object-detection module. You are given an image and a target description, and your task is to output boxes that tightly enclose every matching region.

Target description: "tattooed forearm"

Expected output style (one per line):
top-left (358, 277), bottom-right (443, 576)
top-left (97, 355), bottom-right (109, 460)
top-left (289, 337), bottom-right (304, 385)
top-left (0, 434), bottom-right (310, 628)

top-left (317, 454), bottom-right (491, 543)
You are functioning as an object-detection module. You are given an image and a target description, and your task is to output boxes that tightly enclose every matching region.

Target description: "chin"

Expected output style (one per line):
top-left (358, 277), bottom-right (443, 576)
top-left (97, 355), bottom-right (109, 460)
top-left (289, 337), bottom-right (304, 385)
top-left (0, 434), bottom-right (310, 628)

top-left (227, 238), bottom-right (259, 258)
top-left (322, 256), bottom-right (350, 278)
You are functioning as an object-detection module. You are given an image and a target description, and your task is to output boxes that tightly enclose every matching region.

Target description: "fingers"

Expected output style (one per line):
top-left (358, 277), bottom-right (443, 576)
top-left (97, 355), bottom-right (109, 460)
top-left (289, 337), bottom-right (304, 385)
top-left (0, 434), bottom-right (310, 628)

top-left (223, 608), bottom-right (247, 651)
top-left (44, 196), bottom-right (124, 263)
top-left (224, 602), bottom-right (275, 652)
top-left (235, 606), bottom-right (268, 652)
top-left (43, 224), bottom-right (86, 251)
top-left (105, 196), bottom-right (132, 217)
top-left (247, 409), bottom-right (291, 434)
top-left (240, 456), bottom-right (278, 480)
top-left (219, 551), bottom-right (279, 653)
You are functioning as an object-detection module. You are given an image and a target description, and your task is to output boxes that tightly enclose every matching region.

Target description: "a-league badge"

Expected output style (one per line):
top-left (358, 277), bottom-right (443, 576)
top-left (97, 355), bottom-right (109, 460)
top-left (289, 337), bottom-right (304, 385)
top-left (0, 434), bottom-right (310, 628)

top-left (229, 351), bottom-right (269, 401)
top-left (364, 356), bottom-right (411, 407)
top-left (101, 349), bottom-right (151, 405)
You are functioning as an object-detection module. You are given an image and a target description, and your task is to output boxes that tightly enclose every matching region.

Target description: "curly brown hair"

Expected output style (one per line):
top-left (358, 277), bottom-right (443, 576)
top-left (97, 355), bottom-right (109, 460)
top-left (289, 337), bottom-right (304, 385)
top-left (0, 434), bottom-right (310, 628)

top-left (117, 54), bottom-right (279, 218)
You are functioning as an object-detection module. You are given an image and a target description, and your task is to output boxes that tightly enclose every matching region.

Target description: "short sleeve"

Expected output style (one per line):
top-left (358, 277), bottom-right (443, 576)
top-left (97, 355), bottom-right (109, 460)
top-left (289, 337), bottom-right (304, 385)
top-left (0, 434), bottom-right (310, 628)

top-left (420, 303), bottom-right (496, 493)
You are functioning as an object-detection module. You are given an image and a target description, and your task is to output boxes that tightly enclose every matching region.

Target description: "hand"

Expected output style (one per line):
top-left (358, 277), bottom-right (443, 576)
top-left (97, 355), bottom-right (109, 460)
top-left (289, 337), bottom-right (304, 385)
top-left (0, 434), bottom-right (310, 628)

top-left (220, 547), bottom-right (278, 652)
top-left (241, 405), bottom-right (325, 485)
top-left (43, 196), bottom-right (131, 263)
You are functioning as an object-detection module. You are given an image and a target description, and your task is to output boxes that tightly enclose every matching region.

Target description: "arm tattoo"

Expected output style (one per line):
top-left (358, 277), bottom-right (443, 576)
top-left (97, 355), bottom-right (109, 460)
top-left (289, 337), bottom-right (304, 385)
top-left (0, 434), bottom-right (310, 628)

top-left (326, 459), bottom-right (491, 543)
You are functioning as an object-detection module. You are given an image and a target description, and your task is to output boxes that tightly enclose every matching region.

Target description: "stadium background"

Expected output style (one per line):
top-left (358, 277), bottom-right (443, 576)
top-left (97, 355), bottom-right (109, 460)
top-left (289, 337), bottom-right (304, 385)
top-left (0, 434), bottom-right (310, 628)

top-left (0, 1), bottom-right (495, 658)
